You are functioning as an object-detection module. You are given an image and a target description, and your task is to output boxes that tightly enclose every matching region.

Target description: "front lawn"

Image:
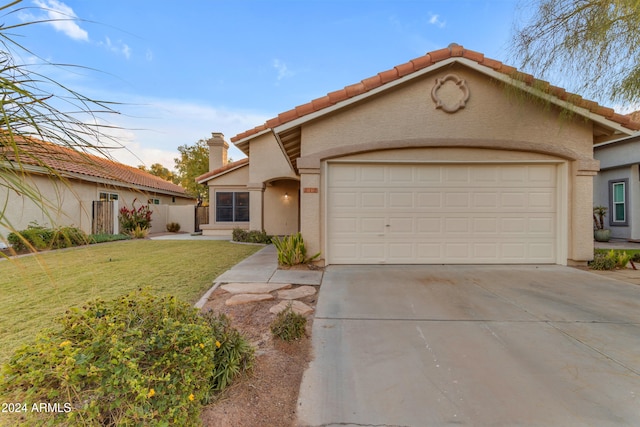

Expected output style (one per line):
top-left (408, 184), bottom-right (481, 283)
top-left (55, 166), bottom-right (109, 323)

top-left (0, 240), bottom-right (261, 364)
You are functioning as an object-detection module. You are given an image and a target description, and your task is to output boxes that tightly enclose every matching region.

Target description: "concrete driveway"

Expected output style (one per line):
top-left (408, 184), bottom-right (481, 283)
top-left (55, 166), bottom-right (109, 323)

top-left (297, 265), bottom-right (640, 426)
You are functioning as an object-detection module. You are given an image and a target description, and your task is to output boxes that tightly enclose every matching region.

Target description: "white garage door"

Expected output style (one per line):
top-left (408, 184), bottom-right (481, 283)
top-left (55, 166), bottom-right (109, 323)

top-left (327, 163), bottom-right (557, 264)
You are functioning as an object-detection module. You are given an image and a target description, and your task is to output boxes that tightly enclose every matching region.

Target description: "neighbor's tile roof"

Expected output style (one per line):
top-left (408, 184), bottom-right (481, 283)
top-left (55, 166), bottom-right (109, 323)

top-left (196, 157), bottom-right (249, 183)
top-left (231, 44), bottom-right (640, 143)
top-left (2, 139), bottom-right (190, 196)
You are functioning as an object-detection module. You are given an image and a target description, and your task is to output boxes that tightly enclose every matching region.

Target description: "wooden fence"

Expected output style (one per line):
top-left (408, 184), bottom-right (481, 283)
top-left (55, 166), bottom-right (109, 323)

top-left (92, 201), bottom-right (114, 234)
top-left (195, 206), bottom-right (209, 232)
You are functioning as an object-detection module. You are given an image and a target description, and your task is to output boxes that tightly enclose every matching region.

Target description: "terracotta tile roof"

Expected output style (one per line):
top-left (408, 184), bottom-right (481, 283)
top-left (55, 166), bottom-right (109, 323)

top-left (1, 138), bottom-right (191, 196)
top-left (196, 157), bottom-right (249, 183)
top-left (231, 44), bottom-right (640, 144)
top-left (627, 110), bottom-right (640, 124)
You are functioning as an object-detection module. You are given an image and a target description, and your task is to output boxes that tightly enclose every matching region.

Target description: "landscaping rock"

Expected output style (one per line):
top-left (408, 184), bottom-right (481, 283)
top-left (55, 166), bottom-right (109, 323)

top-left (225, 294), bottom-right (274, 306)
top-left (221, 283), bottom-right (292, 294)
top-left (276, 286), bottom-right (316, 300)
top-left (269, 300), bottom-right (314, 316)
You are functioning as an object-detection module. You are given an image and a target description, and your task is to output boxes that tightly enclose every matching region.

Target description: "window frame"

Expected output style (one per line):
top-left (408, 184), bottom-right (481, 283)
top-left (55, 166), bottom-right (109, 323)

top-left (215, 191), bottom-right (250, 223)
top-left (99, 192), bottom-right (119, 201)
top-left (608, 179), bottom-right (628, 226)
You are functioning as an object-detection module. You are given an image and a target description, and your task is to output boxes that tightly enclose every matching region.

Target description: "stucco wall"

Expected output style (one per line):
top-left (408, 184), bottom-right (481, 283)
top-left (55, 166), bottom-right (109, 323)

top-left (264, 179), bottom-right (299, 236)
top-left (1, 172), bottom-right (194, 242)
top-left (248, 133), bottom-right (296, 183)
top-left (300, 65), bottom-right (594, 160)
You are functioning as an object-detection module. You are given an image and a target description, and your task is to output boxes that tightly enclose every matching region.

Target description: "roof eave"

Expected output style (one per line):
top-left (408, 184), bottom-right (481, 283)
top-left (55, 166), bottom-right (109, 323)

top-left (1, 161), bottom-right (192, 198)
top-left (197, 161), bottom-right (250, 184)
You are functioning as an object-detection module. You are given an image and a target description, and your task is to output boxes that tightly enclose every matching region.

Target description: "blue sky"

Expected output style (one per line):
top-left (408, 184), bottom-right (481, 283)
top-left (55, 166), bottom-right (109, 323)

top-left (8, 0), bottom-right (527, 168)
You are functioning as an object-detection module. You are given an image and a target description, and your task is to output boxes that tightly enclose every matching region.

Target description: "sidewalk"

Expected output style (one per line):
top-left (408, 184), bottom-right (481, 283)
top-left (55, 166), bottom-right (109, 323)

top-left (594, 239), bottom-right (640, 250)
top-left (213, 245), bottom-right (323, 286)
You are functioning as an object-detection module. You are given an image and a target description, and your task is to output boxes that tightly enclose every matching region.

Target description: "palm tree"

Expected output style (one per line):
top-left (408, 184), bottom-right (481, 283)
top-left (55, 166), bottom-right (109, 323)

top-left (0, 0), bottom-right (122, 249)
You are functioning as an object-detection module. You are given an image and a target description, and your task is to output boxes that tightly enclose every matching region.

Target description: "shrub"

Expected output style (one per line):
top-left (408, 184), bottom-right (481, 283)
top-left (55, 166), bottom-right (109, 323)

top-left (89, 233), bottom-right (131, 244)
top-left (0, 289), bottom-right (254, 427)
top-left (612, 250), bottom-right (632, 269)
top-left (166, 222), bottom-right (181, 232)
top-left (118, 199), bottom-right (152, 233)
top-left (201, 310), bottom-right (255, 393)
top-left (589, 252), bottom-right (616, 270)
top-left (7, 224), bottom-right (88, 252)
top-left (129, 224), bottom-right (149, 239)
top-left (270, 305), bottom-right (307, 341)
top-left (589, 249), bottom-right (632, 270)
top-left (232, 227), bottom-right (271, 244)
top-left (271, 232), bottom-right (320, 266)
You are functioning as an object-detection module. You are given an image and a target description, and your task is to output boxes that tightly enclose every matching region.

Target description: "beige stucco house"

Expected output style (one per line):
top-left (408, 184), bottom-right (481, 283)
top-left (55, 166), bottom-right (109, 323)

top-left (197, 44), bottom-right (640, 266)
top-left (1, 139), bottom-right (196, 242)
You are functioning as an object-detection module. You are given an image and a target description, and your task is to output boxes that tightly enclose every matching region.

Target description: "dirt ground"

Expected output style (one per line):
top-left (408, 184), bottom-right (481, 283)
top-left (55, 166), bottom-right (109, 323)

top-left (199, 285), bottom-right (316, 427)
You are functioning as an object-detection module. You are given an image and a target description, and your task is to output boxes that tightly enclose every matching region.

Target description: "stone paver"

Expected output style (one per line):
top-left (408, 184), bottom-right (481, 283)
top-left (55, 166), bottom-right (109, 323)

top-left (225, 293), bottom-right (274, 306)
top-left (270, 300), bottom-right (314, 315)
top-left (221, 282), bottom-right (291, 294)
top-left (276, 285), bottom-right (316, 300)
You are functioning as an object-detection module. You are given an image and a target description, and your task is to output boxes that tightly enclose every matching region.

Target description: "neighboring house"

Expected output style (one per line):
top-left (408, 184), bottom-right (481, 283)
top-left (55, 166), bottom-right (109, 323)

top-left (593, 133), bottom-right (640, 240)
top-left (1, 139), bottom-right (196, 241)
top-left (197, 44), bottom-right (640, 266)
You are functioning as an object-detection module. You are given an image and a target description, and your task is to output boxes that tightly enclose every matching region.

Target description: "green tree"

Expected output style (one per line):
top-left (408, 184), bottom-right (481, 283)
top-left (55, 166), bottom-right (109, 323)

top-left (138, 163), bottom-right (178, 183)
top-left (511, 0), bottom-right (640, 105)
top-left (174, 139), bottom-right (209, 201)
top-left (0, 0), bottom-right (121, 246)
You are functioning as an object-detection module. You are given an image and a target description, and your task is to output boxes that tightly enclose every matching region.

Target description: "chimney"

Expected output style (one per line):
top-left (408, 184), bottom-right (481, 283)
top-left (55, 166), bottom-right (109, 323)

top-left (206, 132), bottom-right (228, 171)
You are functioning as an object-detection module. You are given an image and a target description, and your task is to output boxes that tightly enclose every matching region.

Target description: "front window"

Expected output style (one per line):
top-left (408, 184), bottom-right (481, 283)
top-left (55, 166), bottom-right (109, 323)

top-left (609, 180), bottom-right (628, 226)
top-left (216, 192), bottom-right (249, 222)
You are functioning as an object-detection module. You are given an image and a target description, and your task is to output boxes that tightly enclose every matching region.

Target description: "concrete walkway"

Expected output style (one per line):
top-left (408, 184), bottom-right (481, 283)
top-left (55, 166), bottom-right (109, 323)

top-left (212, 245), bottom-right (324, 286)
top-left (595, 239), bottom-right (640, 250)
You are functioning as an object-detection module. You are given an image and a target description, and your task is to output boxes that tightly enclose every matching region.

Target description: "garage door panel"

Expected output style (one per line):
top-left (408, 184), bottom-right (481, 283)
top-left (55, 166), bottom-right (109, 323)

top-left (417, 192), bottom-right (442, 207)
top-left (389, 192), bottom-right (414, 208)
top-left (360, 217), bottom-right (386, 233)
top-left (332, 191), bottom-right (358, 208)
top-left (361, 243), bottom-right (385, 260)
top-left (361, 192), bottom-right (385, 208)
top-left (445, 192), bottom-right (470, 208)
top-left (327, 163), bottom-right (557, 264)
top-left (360, 166), bottom-right (386, 183)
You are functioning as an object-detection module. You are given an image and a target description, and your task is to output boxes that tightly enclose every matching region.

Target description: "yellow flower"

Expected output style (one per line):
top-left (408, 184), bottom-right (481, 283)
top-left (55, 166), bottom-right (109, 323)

top-left (199, 343), bottom-right (205, 349)
top-left (215, 340), bottom-right (221, 348)
top-left (188, 393), bottom-right (195, 401)
top-left (147, 388), bottom-right (155, 398)
top-left (59, 341), bottom-right (71, 348)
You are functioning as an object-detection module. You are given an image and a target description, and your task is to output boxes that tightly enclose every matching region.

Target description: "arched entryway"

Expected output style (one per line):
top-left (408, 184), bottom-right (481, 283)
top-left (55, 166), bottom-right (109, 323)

top-left (263, 178), bottom-right (300, 236)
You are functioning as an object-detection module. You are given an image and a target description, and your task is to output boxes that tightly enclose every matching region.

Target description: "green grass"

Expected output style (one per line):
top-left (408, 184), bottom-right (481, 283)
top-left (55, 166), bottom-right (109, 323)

top-left (0, 240), bottom-right (261, 364)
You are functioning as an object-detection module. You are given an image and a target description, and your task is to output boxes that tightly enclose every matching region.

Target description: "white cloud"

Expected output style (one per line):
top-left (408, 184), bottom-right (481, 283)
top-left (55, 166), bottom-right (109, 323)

top-left (272, 59), bottom-right (294, 80)
top-left (92, 96), bottom-right (271, 169)
top-left (428, 13), bottom-right (446, 29)
top-left (99, 36), bottom-right (132, 59)
top-left (32, 0), bottom-right (89, 41)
